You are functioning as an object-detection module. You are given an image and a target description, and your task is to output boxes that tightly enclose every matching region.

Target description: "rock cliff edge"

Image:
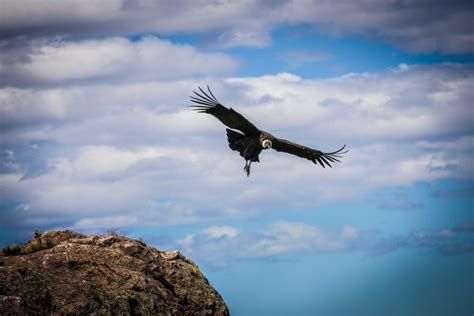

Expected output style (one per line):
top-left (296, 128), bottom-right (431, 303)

top-left (0, 230), bottom-right (229, 315)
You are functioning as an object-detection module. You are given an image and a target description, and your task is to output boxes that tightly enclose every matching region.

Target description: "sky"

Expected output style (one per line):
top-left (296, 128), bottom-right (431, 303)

top-left (0, 0), bottom-right (473, 315)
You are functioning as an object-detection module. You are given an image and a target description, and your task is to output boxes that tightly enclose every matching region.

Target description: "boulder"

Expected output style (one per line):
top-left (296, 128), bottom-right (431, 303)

top-left (0, 230), bottom-right (229, 315)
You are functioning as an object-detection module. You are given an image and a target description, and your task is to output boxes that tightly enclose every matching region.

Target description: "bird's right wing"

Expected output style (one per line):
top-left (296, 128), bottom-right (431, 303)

top-left (272, 137), bottom-right (347, 168)
top-left (190, 86), bottom-right (260, 136)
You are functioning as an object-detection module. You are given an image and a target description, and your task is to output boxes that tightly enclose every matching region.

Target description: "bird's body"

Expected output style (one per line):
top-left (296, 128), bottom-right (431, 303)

top-left (226, 128), bottom-right (274, 175)
top-left (190, 86), bottom-right (347, 176)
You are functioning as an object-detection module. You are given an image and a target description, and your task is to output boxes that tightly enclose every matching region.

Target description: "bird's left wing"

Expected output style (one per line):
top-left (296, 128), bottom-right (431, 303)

top-left (272, 137), bottom-right (347, 168)
top-left (190, 86), bottom-right (260, 136)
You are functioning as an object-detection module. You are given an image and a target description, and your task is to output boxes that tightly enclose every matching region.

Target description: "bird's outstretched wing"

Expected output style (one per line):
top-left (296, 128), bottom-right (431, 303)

top-left (190, 86), bottom-right (260, 136)
top-left (272, 138), bottom-right (347, 168)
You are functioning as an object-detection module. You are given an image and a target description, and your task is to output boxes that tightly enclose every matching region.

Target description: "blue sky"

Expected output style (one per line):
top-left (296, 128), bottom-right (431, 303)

top-left (0, 1), bottom-right (473, 315)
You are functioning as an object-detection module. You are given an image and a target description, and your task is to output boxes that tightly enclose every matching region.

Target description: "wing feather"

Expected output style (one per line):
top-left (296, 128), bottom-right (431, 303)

top-left (272, 138), bottom-right (347, 168)
top-left (189, 86), bottom-right (260, 136)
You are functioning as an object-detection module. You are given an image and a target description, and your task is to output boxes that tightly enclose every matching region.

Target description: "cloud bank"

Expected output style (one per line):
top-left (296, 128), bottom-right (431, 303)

top-left (0, 37), bottom-right (237, 87)
top-left (1, 60), bottom-right (472, 238)
top-left (156, 221), bottom-right (474, 267)
top-left (1, 0), bottom-right (472, 53)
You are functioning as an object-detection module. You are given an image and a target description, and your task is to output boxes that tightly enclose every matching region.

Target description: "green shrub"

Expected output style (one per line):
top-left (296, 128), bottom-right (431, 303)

top-left (106, 228), bottom-right (124, 237)
top-left (29, 238), bottom-right (54, 253)
top-left (2, 243), bottom-right (22, 256)
top-left (33, 228), bottom-right (42, 239)
top-left (30, 240), bottom-right (46, 253)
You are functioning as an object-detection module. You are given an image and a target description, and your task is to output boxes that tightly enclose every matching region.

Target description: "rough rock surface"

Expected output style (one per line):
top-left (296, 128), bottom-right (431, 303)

top-left (0, 230), bottom-right (229, 315)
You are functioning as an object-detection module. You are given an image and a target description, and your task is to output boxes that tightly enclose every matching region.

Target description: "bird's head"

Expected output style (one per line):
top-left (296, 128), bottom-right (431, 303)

top-left (261, 139), bottom-right (272, 149)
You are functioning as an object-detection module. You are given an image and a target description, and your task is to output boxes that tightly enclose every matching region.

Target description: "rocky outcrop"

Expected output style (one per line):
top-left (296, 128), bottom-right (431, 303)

top-left (0, 230), bottom-right (229, 315)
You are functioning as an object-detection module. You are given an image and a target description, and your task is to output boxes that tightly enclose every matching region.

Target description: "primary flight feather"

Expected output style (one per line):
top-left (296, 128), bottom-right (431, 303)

top-left (190, 86), bottom-right (347, 176)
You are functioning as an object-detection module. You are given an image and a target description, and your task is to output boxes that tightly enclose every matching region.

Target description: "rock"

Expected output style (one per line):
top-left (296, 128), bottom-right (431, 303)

top-left (0, 230), bottom-right (229, 315)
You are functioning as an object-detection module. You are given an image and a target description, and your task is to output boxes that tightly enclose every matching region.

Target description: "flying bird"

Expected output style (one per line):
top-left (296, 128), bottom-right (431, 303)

top-left (190, 86), bottom-right (347, 176)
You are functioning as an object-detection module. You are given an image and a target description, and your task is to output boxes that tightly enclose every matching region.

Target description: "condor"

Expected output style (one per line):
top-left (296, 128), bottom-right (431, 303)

top-left (190, 86), bottom-right (347, 176)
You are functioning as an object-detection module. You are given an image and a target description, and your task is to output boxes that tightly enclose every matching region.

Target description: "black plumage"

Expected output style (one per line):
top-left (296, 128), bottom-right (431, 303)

top-left (190, 86), bottom-right (347, 176)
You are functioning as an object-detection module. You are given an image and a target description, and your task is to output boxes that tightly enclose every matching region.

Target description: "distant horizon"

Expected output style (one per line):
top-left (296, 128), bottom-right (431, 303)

top-left (0, 1), bottom-right (473, 315)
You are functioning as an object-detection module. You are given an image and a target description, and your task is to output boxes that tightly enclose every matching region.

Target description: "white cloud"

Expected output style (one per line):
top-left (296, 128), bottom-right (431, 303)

top-left (0, 79), bottom-right (225, 132)
top-left (72, 215), bottom-right (139, 230)
top-left (342, 225), bottom-right (359, 240)
top-left (54, 146), bottom-right (165, 178)
top-left (226, 64), bottom-right (473, 143)
top-left (214, 25), bottom-right (272, 48)
top-left (201, 226), bottom-right (239, 239)
top-left (1, 0), bottom-right (472, 53)
top-left (247, 221), bottom-right (348, 256)
top-left (0, 64), bottom-right (472, 233)
top-left (0, 37), bottom-right (238, 86)
top-left (0, 87), bottom-right (70, 128)
top-left (172, 221), bottom-right (357, 266)
top-left (165, 221), bottom-right (473, 266)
